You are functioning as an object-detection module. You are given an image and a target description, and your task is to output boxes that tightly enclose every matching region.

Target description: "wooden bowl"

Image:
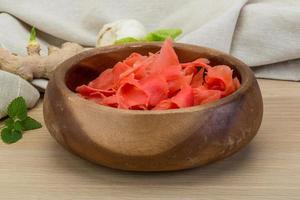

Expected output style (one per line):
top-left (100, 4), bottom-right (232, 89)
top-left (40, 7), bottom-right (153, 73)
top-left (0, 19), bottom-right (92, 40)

top-left (43, 42), bottom-right (263, 171)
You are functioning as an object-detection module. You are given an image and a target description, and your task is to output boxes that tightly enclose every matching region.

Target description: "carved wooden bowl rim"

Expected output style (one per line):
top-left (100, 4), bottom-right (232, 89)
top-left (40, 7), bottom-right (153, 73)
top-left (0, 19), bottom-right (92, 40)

top-left (54, 42), bottom-right (253, 115)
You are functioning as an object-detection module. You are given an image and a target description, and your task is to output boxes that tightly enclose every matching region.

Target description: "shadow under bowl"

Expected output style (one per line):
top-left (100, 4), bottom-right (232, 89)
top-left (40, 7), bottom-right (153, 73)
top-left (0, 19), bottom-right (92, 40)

top-left (43, 42), bottom-right (263, 171)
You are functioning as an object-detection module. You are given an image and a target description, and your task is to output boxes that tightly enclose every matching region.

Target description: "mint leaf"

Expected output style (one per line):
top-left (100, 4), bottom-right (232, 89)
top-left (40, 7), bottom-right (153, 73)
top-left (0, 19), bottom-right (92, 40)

top-left (1, 128), bottom-right (12, 144)
top-left (7, 97), bottom-right (27, 120)
top-left (115, 37), bottom-right (140, 44)
top-left (145, 29), bottom-right (182, 41)
top-left (1, 97), bottom-right (42, 144)
top-left (1, 128), bottom-right (22, 144)
top-left (4, 118), bottom-right (14, 129)
top-left (14, 121), bottom-right (24, 132)
top-left (20, 117), bottom-right (42, 131)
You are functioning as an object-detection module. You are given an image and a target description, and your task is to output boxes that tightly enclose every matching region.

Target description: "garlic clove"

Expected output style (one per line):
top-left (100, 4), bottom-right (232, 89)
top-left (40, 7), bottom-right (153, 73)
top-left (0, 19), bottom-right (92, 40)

top-left (31, 78), bottom-right (48, 92)
top-left (96, 19), bottom-right (147, 47)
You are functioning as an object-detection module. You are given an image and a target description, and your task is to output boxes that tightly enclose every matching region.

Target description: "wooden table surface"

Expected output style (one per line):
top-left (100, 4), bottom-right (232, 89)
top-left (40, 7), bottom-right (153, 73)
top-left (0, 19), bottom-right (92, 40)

top-left (0, 79), bottom-right (299, 200)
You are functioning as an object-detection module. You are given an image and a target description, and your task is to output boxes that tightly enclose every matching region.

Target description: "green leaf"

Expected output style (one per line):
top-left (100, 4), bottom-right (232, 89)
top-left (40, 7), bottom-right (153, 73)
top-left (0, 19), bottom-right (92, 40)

top-left (14, 121), bottom-right (24, 132)
top-left (145, 29), bottom-right (182, 41)
top-left (115, 37), bottom-right (140, 44)
top-left (4, 118), bottom-right (14, 129)
top-left (1, 128), bottom-right (22, 144)
top-left (1, 97), bottom-right (42, 144)
top-left (29, 27), bottom-right (37, 43)
top-left (7, 97), bottom-right (27, 120)
top-left (20, 117), bottom-right (42, 131)
top-left (1, 128), bottom-right (11, 144)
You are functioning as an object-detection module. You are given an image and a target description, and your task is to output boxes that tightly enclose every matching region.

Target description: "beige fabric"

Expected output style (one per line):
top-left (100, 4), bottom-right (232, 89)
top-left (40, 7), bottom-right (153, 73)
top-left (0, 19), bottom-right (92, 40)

top-left (0, 0), bottom-right (299, 80)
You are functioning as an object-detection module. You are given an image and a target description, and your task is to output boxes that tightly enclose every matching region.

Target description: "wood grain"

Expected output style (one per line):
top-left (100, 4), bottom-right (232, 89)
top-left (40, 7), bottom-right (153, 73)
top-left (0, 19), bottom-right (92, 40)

top-left (0, 79), bottom-right (299, 200)
top-left (44, 42), bottom-right (263, 171)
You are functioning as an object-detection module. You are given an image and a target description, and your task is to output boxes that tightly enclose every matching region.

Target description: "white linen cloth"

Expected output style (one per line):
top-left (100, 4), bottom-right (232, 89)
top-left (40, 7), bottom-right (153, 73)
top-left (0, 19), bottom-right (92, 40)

top-left (0, 0), bottom-right (299, 80)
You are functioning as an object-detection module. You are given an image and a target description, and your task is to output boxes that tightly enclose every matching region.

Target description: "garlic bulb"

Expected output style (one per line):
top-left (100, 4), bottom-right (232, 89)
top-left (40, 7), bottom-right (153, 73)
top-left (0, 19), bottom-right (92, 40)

top-left (96, 19), bottom-right (147, 47)
top-left (0, 70), bottom-right (40, 119)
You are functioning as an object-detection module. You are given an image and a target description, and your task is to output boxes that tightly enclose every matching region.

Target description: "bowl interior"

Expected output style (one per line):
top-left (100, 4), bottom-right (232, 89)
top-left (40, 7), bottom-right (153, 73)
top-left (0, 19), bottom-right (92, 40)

top-left (65, 43), bottom-right (243, 92)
